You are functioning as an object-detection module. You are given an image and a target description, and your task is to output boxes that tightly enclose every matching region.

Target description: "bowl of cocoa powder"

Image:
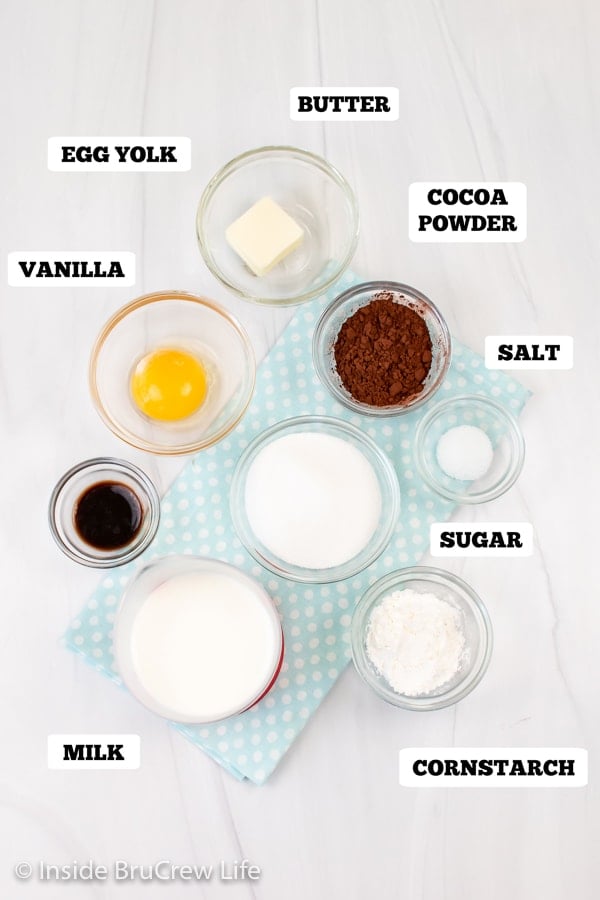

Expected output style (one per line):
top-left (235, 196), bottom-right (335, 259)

top-left (313, 281), bottom-right (451, 416)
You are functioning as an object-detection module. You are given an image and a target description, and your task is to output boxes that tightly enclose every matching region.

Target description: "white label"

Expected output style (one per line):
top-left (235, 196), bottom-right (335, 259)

top-left (7, 251), bottom-right (135, 287)
top-left (399, 748), bottom-right (588, 787)
top-left (48, 136), bottom-right (191, 171)
top-left (430, 522), bottom-right (533, 557)
top-left (409, 182), bottom-right (526, 242)
top-left (485, 335), bottom-right (573, 369)
top-left (290, 87), bottom-right (399, 121)
top-left (48, 734), bottom-right (140, 770)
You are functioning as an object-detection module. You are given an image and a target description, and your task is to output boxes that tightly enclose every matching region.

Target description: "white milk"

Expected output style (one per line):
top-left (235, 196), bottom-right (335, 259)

top-left (128, 571), bottom-right (281, 721)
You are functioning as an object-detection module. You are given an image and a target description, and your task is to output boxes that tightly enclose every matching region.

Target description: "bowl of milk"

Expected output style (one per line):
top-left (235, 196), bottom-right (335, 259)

top-left (114, 556), bottom-right (284, 723)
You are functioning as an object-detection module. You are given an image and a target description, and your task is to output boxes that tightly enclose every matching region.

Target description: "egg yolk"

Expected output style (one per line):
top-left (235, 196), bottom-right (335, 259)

top-left (130, 348), bottom-right (208, 422)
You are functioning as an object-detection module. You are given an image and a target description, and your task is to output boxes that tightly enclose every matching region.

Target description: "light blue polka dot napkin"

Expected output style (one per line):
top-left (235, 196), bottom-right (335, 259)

top-left (64, 271), bottom-right (530, 784)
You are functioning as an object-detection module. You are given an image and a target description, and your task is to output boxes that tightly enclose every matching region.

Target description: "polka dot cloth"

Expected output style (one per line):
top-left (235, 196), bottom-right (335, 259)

top-left (64, 270), bottom-right (531, 784)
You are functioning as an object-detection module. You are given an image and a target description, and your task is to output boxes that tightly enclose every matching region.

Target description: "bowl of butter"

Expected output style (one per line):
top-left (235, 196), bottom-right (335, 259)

top-left (196, 146), bottom-right (359, 307)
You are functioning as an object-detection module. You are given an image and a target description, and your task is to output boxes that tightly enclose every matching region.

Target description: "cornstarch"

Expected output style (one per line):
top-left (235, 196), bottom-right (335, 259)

top-left (365, 589), bottom-right (466, 695)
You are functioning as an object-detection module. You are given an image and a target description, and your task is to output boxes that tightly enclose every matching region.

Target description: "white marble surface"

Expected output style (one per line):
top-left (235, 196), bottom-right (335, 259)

top-left (1, 0), bottom-right (598, 897)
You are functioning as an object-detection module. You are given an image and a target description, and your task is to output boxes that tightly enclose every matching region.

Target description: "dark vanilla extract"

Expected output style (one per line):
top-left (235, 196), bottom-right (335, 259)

top-left (74, 481), bottom-right (142, 550)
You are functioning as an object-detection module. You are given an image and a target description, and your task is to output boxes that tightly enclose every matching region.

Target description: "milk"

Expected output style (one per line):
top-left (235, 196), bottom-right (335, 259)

top-left (126, 569), bottom-right (281, 722)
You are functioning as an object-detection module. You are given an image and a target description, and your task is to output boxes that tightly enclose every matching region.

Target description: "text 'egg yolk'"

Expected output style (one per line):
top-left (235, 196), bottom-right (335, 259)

top-left (131, 348), bottom-right (208, 422)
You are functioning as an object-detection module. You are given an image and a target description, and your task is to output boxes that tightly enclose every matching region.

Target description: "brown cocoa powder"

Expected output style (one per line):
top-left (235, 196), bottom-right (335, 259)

top-left (333, 291), bottom-right (433, 406)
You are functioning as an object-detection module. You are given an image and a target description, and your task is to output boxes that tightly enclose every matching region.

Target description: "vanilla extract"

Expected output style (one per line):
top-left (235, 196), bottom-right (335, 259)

top-left (74, 481), bottom-right (142, 551)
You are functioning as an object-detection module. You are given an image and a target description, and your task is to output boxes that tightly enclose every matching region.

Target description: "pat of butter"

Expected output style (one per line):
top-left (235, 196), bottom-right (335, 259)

top-left (225, 196), bottom-right (304, 277)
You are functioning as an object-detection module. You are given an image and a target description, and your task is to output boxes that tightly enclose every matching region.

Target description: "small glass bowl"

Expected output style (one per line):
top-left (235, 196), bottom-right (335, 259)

top-left (415, 395), bottom-right (525, 503)
top-left (89, 291), bottom-right (255, 455)
top-left (313, 280), bottom-right (451, 416)
top-left (351, 567), bottom-right (493, 711)
top-left (230, 416), bottom-right (400, 583)
top-left (114, 555), bottom-right (284, 724)
top-left (49, 457), bottom-right (160, 568)
top-left (196, 146), bottom-right (359, 307)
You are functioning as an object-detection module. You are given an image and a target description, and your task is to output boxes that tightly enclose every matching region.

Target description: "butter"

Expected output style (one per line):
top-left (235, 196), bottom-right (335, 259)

top-left (225, 196), bottom-right (304, 277)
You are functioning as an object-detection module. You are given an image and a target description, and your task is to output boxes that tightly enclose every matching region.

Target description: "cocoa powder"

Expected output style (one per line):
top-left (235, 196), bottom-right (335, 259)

top-left (333, 292), bottom-right (433, 406)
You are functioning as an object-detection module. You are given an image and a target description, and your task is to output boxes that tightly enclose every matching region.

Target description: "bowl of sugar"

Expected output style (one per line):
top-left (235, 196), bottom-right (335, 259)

top-left (230, 416), bottom-right (400, 582)
top-left (351, 567), bottom-right (493, 710)
top-left (414, 395), bottom-right (525, 503)
top-left (114, 556), bottom-right (284, 723)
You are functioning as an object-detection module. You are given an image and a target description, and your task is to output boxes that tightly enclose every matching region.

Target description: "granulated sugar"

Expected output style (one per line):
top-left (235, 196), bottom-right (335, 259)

top-left (365, 589), bottom-right (466, 695)
top-left (244, 431), bottom-right (382, 569)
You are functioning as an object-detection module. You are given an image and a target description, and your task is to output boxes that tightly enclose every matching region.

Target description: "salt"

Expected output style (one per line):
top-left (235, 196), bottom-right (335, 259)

top-left (436, 425), bottom-right (494, 481)
top-left (244, 432), bottom-right (382, 569)
top-left (366, 589), bottom-right (466, 695)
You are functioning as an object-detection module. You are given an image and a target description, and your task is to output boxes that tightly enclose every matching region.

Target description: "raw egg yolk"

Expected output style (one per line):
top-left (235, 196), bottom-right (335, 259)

top-left (131, 348), bottom-right (208, 422)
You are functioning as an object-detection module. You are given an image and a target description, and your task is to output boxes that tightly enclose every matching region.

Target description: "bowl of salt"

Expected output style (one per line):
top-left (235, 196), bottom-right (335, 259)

top-left (414, 394), bottom-right (525, 504)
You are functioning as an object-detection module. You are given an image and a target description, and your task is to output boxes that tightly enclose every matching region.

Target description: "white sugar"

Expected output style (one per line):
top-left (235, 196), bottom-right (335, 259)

top-left (244, 432), bottom-right (382, 569)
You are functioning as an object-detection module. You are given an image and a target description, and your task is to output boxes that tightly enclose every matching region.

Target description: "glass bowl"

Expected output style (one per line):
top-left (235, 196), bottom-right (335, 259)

top-left (49, 457), bottom-right (160, 567)
top-left (114, 555), bottom-right (284, 724)
top-left (196, 146), bottom-right (359, 307)
top-left (89, 291), bottom-right (255, 455)
top-left (351, 567), bottom-right (493, 711)
top-left (414, 395), bottom-right (525, 503)
top-left (230, 416), bottom-right (400, 583)
top-left (313, 280), bottom-right (451, 416)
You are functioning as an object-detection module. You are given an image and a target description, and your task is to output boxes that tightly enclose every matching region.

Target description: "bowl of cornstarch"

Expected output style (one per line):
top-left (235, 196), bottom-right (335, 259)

top-left (230, 416), bottom-right (400, 582)
top-left (351, 567), bottom-right (493, 710)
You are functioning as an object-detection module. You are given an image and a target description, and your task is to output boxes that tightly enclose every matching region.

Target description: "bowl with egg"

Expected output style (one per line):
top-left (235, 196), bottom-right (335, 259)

top-left (89, 291), bottom-right (255, 455)
top-left (196, 146), bottom-right (359, 306)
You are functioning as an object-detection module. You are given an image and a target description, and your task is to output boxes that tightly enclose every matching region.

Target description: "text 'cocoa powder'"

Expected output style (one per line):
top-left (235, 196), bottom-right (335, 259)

top-left (333, 292), bottom-right (433, 406)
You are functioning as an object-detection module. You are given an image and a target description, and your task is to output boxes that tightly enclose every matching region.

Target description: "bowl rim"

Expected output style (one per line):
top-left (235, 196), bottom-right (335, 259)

top-left (48, 456), bottom-right (161, 568)
top-left (350, 565), bottom-right (493, 710)
top-left (229, 414), bottom-right (401, 583)
top-left (196, 145), bottom-right (360, 307)
top-left (89, 290), bottom-right (256, 455)
top-left (414, 393), bottom-right (526, 503)
top-left (313, 280), bottom-right (452, 416)
top-left (113, 554), bottom-right (284, 723)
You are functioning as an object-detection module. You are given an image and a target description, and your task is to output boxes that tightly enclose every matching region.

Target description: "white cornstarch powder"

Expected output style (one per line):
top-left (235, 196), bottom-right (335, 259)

top-left (244, 432), bottom-right (382, 569)
top-left (365, 589), bottom-right (466, 695)
top-left (436, 425), bottom-right (494, 481)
